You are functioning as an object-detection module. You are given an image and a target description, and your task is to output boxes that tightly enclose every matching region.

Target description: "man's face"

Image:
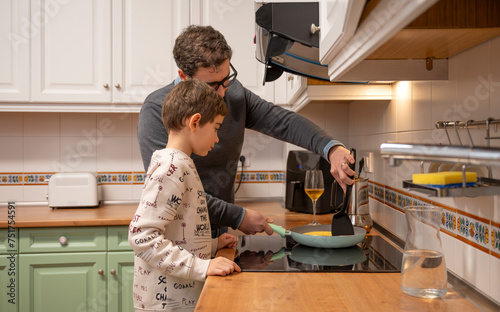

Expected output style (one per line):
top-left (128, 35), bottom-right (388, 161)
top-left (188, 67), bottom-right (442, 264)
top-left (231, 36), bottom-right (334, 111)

top-left (182, 59), bottom-right (231, 97)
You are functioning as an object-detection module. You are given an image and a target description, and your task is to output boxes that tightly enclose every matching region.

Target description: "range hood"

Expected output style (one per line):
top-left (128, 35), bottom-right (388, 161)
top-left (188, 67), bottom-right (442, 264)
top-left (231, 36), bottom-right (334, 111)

top-left (255, 2), bottom-right (329, 83)
top-left (255, 0), bottom-right (464, 83)
top-left (255, 1), bottom-right (366, 84)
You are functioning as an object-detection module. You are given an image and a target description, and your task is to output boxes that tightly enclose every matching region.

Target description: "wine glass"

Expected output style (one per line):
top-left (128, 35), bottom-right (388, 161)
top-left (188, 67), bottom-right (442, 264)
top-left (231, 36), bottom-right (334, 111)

top-left (304, 170), bottom-right (324, 225)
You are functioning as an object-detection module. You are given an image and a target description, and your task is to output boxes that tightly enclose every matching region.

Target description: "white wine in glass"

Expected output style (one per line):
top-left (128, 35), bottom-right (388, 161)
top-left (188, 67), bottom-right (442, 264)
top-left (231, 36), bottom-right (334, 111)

top-left (305, 170), bottom-right (324, 225)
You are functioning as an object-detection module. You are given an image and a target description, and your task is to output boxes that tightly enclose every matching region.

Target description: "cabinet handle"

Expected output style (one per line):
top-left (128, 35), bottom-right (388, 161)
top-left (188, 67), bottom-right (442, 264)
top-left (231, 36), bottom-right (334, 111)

top-left (103, 83), bottom-right (109, 89)
top-left (98, 269), bottom-right (104, 275)
top-left (310, 23), bottom-right (320, 35)
top-left (110, 269), bottom-right (116, 275)
top-left (288, 75), bottom-right (294, 81)
top-left (58, 236), bottom-right (68, 246)
top-left (114, 83), bottom-right (121, 89)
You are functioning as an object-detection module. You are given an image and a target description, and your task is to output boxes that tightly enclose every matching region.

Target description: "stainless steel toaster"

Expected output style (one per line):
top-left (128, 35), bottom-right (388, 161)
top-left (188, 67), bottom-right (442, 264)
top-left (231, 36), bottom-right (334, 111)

top-left (47, 172), bottom-right (101, 208)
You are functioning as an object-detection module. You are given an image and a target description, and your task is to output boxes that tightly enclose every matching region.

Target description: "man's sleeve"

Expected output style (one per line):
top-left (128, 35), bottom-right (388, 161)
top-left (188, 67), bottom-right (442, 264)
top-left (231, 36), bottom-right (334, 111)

top-left (243, 88), bottom-right (344, 160)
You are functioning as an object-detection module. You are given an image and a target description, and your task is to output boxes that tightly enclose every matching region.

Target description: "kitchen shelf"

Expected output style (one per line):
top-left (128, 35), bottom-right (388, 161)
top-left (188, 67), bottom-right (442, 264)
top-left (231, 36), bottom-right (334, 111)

top-left (380, 143), bottom-right (500, 167)
top-left (380, 142), bottom-right (500, 197)
top-left (402, 177), bottom-right (500, 198)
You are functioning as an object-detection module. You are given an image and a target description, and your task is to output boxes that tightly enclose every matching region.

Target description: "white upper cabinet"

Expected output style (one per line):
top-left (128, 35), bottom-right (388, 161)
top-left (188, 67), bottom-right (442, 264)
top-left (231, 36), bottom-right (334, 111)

top-left (192, 0), bottom-right (275, 103)
top-left (0, 0), bottom-right (30, 102)
top-left (15, 0), bottom-right (189, 106)
top-left (31, 0), bottom-right (112, 103)
top-left (112, 0), bottom-right (189, 103)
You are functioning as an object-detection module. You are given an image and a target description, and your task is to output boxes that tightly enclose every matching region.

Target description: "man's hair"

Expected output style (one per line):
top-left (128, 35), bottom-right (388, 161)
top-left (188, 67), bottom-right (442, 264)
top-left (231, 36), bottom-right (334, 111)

top-left (173, 25), bottom-right (232, 77)
top-left (162, 79), bottom-right (227, 132)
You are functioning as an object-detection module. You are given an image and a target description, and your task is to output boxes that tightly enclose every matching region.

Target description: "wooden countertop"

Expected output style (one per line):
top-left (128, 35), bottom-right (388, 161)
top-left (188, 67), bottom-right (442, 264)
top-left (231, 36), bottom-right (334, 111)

top-left (0, 203), bottom-right (139, 228)
top-left (195, 272), bottom-right (480, 312)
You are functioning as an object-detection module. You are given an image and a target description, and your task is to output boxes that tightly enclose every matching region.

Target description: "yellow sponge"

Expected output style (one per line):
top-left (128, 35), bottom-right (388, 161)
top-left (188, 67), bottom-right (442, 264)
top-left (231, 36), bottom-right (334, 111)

top-left (413, 171), bottom-right (477, 185)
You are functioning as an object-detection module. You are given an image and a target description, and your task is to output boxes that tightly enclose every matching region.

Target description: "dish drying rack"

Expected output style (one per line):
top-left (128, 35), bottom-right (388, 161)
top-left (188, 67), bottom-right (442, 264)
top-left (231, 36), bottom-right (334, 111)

top-left (380, 118), bottom-right (500, 197)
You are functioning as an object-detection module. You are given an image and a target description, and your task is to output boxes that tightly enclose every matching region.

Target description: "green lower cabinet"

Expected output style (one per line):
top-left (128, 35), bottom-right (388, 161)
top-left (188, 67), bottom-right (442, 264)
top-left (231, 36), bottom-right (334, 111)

top-left (0, 254), bottom-right (18, 312)
top-left (108, 251), bottom-right (135, 312)
top-left (19, 252), bottom-right (107, 312)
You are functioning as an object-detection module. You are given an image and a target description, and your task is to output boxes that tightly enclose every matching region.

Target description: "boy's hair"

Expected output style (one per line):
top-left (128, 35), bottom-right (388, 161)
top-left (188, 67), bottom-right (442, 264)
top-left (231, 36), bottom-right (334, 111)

top-left (162, 79), bottom-right (227, 132)
top-left (173, 25), bottom-right (232, 77)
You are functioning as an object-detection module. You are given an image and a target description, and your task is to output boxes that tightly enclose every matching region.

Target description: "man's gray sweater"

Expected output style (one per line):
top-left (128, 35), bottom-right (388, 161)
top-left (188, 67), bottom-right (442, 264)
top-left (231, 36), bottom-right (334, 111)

top-left (137, 79), bottom-right (342, 231)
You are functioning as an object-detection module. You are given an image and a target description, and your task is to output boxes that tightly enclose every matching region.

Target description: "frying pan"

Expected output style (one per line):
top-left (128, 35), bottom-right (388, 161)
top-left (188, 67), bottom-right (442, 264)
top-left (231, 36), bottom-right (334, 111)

top-left (269, 223), bottom-right (366, 249)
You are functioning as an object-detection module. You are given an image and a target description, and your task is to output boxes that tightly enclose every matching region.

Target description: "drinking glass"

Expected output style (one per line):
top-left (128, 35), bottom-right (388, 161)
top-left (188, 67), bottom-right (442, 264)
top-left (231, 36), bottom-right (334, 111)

top-left (304, 170), bottom-right (324, 225)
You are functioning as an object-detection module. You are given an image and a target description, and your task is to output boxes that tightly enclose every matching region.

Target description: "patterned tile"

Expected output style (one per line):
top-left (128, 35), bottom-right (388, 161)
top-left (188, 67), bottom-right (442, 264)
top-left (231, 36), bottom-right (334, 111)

top-left (133, 173), bottom-right (147, 184)
top-left (491, 224), bottom-right (500, 255)
top-left (385, 189), bottom-right (397, 208)
top-left (455, 213), bottom-right (490, 251)
top-left (0, 174), bottom-right (23, 185)
top-left (236, 171), bottom-right (285, 183)
top-left (97, 173), bottom-right (132, 184)
top-left (441, 210), bottom-right (457, 234)
top-left (23, 173), bottom-right (51, 185)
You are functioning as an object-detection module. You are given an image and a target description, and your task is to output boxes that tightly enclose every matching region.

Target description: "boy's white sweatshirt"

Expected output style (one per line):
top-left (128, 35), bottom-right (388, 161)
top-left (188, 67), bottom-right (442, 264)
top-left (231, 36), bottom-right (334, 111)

top-left (129, 148), bottom-right (214, 311)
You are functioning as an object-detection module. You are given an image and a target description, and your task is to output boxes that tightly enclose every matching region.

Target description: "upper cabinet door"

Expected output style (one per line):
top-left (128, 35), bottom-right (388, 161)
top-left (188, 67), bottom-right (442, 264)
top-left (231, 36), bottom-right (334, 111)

top-left (192, 0), bottom-right (275, 103)
top-left (31, 0), bottom-right (112, 102)
top-left (0, 0), bottom-right (30, 102)
top-left (111, 0), bottom-right (190, 103)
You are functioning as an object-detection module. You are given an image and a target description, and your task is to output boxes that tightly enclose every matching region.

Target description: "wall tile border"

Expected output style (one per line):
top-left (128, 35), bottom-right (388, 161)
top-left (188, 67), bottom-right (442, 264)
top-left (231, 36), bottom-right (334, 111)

top-left (368, 181), bottom-right (500, 259)
top-left (0, 172), bottom-right (147, 186)
top-left (0, 170), bottom-right (286, 186)
top-left (236, 171), bottom-right (286, 183)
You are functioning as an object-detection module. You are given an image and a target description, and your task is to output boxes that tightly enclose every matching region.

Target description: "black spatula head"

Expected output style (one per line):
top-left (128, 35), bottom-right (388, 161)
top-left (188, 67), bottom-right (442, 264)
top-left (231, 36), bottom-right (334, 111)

top-left (331, 149), bottom-right (356, 236)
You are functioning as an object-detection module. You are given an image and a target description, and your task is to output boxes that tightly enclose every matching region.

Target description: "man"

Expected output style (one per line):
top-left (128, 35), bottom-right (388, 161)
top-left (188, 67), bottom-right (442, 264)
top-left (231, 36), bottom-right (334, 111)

top-left (138, 25), bottom-right (355, 237)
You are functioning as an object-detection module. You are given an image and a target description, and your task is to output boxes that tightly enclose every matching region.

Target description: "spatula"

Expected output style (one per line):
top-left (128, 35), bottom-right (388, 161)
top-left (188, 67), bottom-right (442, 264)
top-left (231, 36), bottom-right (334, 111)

top-left (331, 149), bottom-right (356, 236)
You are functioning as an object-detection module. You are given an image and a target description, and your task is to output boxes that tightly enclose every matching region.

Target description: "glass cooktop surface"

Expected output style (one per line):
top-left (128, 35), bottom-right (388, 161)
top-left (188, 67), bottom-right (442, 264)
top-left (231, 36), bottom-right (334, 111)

top-left (234, 233), bottom-right (402, 273)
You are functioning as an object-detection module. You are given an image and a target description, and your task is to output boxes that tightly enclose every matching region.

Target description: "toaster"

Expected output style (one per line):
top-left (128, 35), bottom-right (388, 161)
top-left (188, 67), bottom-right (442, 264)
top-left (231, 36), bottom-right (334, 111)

top-left (47, 172), bottom-right (101, 208)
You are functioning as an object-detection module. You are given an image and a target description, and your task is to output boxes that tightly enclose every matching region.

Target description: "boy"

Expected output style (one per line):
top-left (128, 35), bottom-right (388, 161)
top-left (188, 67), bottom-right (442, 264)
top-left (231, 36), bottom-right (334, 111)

top-left (129, 79), bottom-right (241, 312)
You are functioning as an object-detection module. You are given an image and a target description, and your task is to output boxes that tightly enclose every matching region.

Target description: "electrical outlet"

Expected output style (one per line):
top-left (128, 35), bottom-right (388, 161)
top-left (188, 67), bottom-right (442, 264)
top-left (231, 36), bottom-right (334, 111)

top-left (239, 152), bottom-right (251, 167)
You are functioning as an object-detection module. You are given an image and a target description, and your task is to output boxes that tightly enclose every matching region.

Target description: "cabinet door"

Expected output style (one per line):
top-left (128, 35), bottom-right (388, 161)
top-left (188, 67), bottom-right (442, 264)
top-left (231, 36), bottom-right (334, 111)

top-left (31, 0), bottom-right (112, 102)
top-left (273, 73), bottom-right (306, 106)
top-left (286, 74), bottom-right (306, 104)
top-left (193, 0), bottom-right (275, 102)
top-left (108, 251), bottom-right (135, 312)
top-left (0, 255), bottom-right (17, 312)
top-left (0, 0), bottom-right (30, 102)
top-left (19, 252), bottom-right (107, 312)
top-left (111, 0), bottom-right (190, 103)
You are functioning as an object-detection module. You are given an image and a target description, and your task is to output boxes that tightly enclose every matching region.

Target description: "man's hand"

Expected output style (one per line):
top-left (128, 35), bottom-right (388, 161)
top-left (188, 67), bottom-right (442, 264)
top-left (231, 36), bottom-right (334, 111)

top-left (238, 209), bottom-right (274, 235)
top-left (328, 145), bottom-right (355, 193)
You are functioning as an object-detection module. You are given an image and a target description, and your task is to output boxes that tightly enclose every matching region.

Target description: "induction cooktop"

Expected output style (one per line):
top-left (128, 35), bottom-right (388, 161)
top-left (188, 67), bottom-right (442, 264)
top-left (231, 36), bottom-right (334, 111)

top-left (234, 233), bottom-right (402, 273)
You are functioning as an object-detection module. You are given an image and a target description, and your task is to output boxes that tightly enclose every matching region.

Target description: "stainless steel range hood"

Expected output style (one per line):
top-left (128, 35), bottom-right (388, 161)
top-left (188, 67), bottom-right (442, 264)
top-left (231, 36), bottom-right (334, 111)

top-left (255, 2), bottom-right (329, 84)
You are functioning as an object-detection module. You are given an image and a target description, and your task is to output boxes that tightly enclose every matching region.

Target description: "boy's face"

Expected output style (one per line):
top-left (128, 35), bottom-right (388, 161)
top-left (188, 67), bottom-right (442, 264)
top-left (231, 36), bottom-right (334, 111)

top-left (192, 115), bottom-right (225, 156)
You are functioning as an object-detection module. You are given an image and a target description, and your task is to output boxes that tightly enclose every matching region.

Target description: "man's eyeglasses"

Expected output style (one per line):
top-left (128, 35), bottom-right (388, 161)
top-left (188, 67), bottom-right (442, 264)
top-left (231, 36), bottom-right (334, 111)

top-left (189, 63), bottom-right (238, 91)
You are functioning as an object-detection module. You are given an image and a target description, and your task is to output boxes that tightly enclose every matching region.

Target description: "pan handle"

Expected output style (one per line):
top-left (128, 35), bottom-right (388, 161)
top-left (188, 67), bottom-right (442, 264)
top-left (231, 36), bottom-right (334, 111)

top-left (269, 223), bottom-right (287, 238)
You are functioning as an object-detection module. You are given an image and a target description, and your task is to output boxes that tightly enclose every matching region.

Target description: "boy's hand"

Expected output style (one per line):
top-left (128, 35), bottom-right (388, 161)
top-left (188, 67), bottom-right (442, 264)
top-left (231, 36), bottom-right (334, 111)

top-left (217, 233), bottom-right (238, 249)
top-left (207, 257), bottom-right (241, 276)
